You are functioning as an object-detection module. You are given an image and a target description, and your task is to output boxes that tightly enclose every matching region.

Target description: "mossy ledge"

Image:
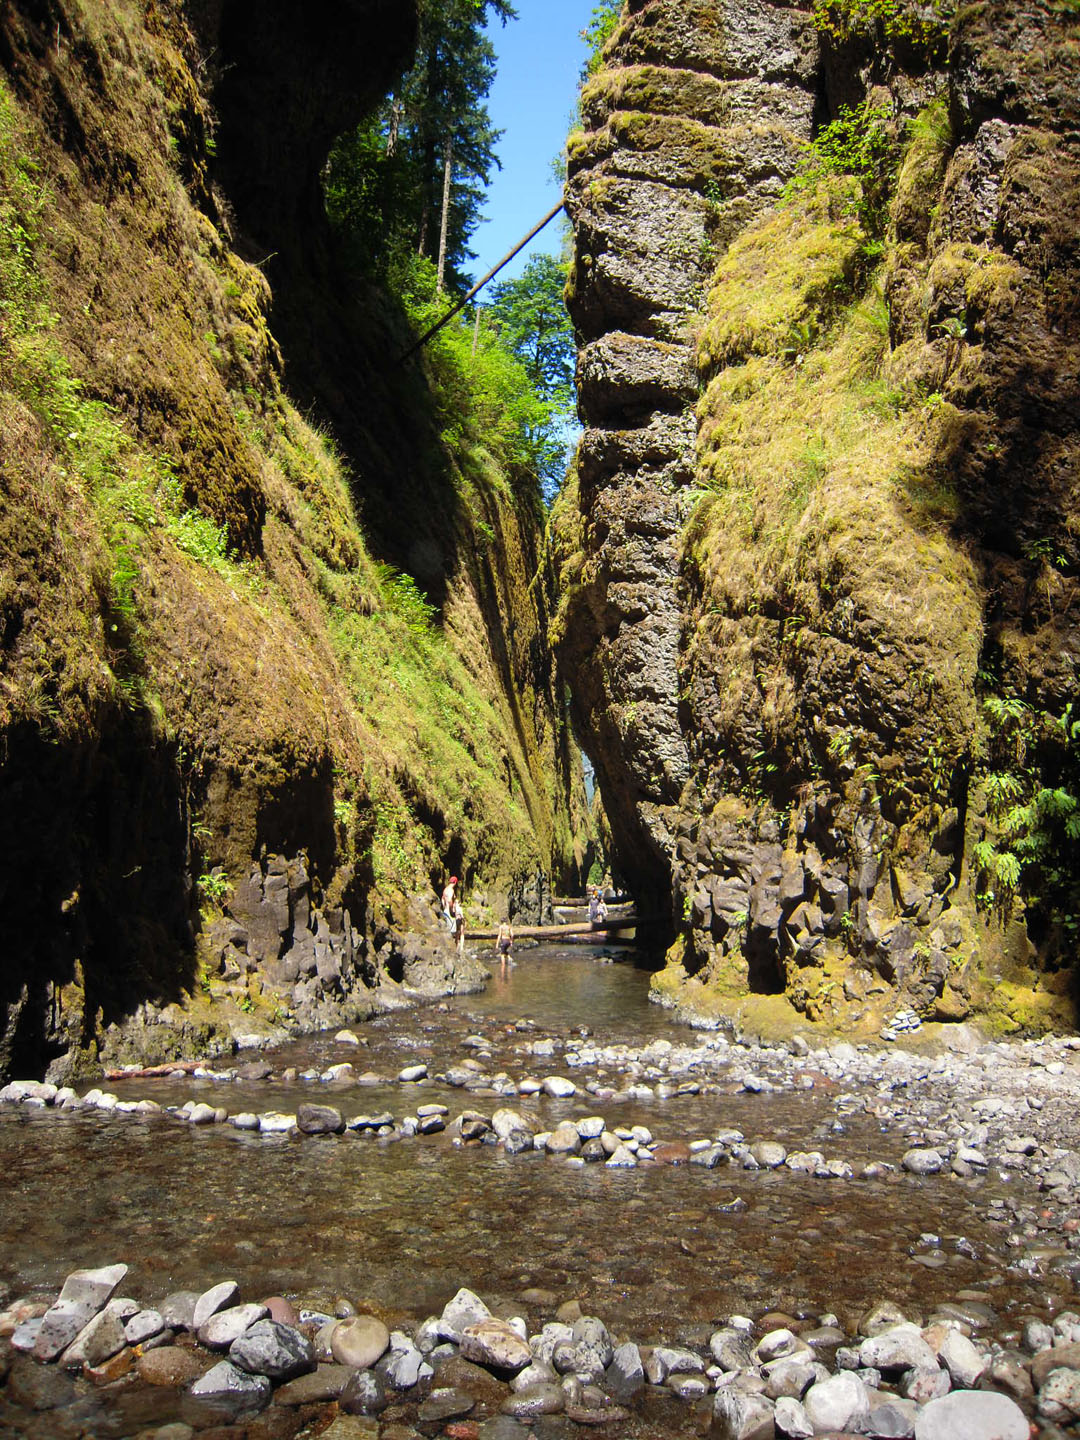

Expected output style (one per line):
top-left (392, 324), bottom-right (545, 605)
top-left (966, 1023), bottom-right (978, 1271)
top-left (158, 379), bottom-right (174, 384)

top-left (0, 2), bottom-right (588, 1080)
top-left (556, 0), bottom-right (1080, 1036)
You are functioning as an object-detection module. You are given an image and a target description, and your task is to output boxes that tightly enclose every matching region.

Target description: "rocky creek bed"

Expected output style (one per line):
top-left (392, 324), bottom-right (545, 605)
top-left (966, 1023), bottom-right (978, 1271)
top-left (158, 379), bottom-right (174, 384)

top-left (2, 948), bottom-right (1080, 1437)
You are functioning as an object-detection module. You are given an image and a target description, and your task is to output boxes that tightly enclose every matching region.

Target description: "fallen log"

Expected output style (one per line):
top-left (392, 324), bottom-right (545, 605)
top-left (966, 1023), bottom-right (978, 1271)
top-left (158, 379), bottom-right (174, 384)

top-left (467, 917), bottom-right (636, 941)
top-left (103, 1060), bottom-right (201, 1080)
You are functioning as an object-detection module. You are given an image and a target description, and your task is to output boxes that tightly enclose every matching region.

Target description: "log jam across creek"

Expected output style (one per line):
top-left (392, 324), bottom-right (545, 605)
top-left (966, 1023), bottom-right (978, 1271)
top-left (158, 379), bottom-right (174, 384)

top-left (3, 940), bottom-right (1080, 1436)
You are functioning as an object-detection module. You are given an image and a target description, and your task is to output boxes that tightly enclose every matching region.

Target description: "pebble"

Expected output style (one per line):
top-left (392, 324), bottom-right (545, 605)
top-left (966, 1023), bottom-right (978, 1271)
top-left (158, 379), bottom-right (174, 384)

top-left (331, 1313), bottom-right (390, 1369)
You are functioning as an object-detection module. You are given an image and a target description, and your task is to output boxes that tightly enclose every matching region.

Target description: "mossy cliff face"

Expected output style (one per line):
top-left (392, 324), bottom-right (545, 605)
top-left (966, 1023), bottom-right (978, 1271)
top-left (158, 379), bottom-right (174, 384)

top-left (558, 0), bottom-right (1080, 1034)
top-left (0, 0), bottom-right (584, 1079)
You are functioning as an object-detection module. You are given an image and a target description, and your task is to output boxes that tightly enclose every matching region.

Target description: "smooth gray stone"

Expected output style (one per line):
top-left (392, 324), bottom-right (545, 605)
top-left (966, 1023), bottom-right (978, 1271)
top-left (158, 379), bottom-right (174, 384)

top-left (341, 1367), bottom-right (390, 1414)
top-left (160, 1291), bottom-right (200, 1330)
top-left (191, 1280), bottom-right (239, 1332)
top-left (914, 1390), bottom-right (1029, 1440)
top-left (860, 1325), bottom-right (939, 1374)
top-left (33, 1263), bottom-right (128, 1361)
top-left (229, 1319), bottom-right (315, 1380)
top-left (198, 1302), bottom-right (268, 1349)
top-left (502, 1382), bottom-right (565, 1417)
top-left (296, 1103), bottom-right (346, 1135)
top-left (187, 1359), bottom-right (271, 1418)
top-left (804, 1372), bottom-right (871, 1432)
top-left (712, 1388), bottom-right (775, 1440)
top-left (59, 1304), bottom-right (127, 1368)
top-left (124, 1308), bottom-right (166, 1345)
top-left (774, 1394), bottom-right (813, 1438)
top-left (606, 1341), bottom-right (644, 1403)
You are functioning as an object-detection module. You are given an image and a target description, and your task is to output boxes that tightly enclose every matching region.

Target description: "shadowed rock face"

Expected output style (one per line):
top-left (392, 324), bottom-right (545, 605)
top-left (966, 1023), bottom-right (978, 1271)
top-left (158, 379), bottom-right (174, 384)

top-left (563, 0), bottom-right (821, 913)
top-left (561, 0), bottom-right (1080, 1030)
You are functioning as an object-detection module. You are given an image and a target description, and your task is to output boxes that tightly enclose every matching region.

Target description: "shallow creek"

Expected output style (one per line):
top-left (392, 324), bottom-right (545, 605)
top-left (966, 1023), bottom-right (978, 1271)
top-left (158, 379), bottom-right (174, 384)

top-left (0, 947), bottom-right (1060, 1352)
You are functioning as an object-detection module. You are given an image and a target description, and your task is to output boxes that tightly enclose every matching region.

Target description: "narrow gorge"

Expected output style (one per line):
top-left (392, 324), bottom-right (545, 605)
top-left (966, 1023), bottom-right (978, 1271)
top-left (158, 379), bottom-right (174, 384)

top-left (557, 0), bottom-right (1080, 1039)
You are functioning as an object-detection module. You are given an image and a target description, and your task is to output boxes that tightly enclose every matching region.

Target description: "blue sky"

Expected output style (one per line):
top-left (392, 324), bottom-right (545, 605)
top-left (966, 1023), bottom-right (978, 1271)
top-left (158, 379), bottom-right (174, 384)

top-left (468, 0), bottom-right (600, 288)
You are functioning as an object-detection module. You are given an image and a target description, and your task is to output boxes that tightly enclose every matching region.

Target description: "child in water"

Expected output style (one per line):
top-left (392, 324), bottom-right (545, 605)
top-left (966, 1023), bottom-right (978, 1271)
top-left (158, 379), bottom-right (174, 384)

top-left (495, 920), bottom-right (514, 966)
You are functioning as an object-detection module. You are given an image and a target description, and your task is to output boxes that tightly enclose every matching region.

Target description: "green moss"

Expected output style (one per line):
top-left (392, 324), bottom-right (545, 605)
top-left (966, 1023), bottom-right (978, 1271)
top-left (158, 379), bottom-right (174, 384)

top-left (698, 179), bottom-right (866, 372)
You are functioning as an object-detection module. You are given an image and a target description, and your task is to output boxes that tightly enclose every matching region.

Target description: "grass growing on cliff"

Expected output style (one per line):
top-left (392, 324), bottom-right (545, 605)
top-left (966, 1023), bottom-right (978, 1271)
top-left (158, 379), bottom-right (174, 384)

top-left (686, 168), bottom-right (981, 796)
top-left (329, 564), bottom-right (537, 892)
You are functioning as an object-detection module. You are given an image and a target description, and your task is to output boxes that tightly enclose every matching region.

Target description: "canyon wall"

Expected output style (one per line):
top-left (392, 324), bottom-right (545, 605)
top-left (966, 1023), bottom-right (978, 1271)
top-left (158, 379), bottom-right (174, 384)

top-left (0, 0), bottom-right (586, 1079)
top-left (558, 0), bottom-right (1080, 1035)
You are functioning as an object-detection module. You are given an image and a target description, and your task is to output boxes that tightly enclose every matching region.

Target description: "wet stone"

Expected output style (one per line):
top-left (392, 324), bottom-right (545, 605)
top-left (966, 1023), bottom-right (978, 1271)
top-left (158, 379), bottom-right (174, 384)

top-left (191, 1280), bottom-right (239, 1332)
top-left (187, 1358), bottom-right (272, 1419)
top-left (7, 1354), bottom-right (78, 1410)
top-left (33, 1262), bottom-right (128, 1361)
top-left (501, 1382), bottom-right (565, 1417)
top-left (229, 1319), bottom-right (315, 1379)
top-left (136, 1345), bottom-right (209, 1387)
top-left (198, 1301), bottom-right (268, 1349)
top-left (460, 1318), bottom-right (532, 1372)
top-left (331, 1313), bottom-right (390, 1368)
top-left (419, 1386), bottom-right (477, 1422)
top-left (914, 1389), bottom-right (1029, 1439)
top-left (273, 1362), bottom-right (353, 1404)
top-left (340, 1367), bottom-right (389, 1415)
top-left (296, 1103), bottom-right (346, 1135)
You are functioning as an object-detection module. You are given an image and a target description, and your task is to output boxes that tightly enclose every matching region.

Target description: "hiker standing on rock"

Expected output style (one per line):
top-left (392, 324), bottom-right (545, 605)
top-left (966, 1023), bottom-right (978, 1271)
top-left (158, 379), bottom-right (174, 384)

top-left (441, 875), bottom-right (458, 933)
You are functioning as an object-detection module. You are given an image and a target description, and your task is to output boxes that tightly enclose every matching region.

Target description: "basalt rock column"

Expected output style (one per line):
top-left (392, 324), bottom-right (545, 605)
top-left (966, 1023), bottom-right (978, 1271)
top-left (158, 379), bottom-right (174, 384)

top-left (562, 0), bottom-right (820, 911)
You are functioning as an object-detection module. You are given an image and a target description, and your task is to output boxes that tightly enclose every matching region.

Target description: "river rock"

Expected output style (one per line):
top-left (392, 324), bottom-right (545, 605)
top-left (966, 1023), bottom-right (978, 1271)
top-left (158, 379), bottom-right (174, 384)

top-left (712, 1387), bottom-right (775, 1439)
top-left (900, 1365), bottom-right (952, 1404)
top-left (860, 1324), bottom-right (939, 1374)
top-left (326, 1312), bottom-right (389, 1369)
top-left (542, 1076), bottom-right (576, 1098)
top-left (902, 1148), bottom-right (944, 1175)
top-left (419, 1386), bottom-right (476, 1422)
top-left (803, 1371), bottom-right (871, 1432)
top-left (379, 1332), bottom-right (429, 1389)
top-left (191, 1280), bottom-right (239, 1331)
top-left (865, 1392), bottom-right (919, 1437)
top-left (297, 1103), bottom-right (346, 1135)
top-left (340, 1367), bottom-right (389, 1414)
top-left (59, 1303), bottom-right (128, 1369)
top-left (1032, 1341), bottom-right (1080, 1385)
top-left (773, 1395), bottom-right (813, 1438)
top-left (437, 1287), bottom-right (492, 1342)
top-left (502, 1381), bottom-right (566, 1417)
top-left (187, 1359), bottom-right (271, 1417)
top-left (606, 1340), bottom-right (644, 1402)
top-left (137, 1345), bottom-right (209, 1387)
top-left (606, 1143), bottom-right (637, 1167)
top-left (33, 1263), bottom-right (128, 1361)
top-left (229, 1318), bottom-right (314, 1379)
top-left (160, 1291), bottom-right (200, 1331)
top-left (460, 1317), bottom-right (531, 1371)
top-left (936, 1327), bottom-right (987, 1387)
top-left (274, 1362), bottom-right (353, 1404)
top-left (1039, 1367), bottom-right (1080, 1422)
top-left (7, 1354), bottom-right (78, 1411)
top-left (644, 1344), bottom-right (702, 1383)
top-left (546, 1121), bottom-right (582, 1155)
top-left (750, 1141), bottom-right (787, 1168)
top-left (123, 1308), bottom-right (166, 1345)
top-left (198, 1302), bottom-right (268, 1349)
top-left (491, 1108), bottom-right (532, 1140)
top-left (914, 1390), bottom-right (1029, 1439)
top-left (398, 1064), bottom-right (428, 1082)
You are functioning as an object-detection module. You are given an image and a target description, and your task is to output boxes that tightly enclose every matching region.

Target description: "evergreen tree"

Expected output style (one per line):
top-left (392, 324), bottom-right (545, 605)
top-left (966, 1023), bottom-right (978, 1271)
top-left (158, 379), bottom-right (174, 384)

top-left (487, 253), bottom-right (575, 411)
top-left (325, 0), bottom-right (515, 291)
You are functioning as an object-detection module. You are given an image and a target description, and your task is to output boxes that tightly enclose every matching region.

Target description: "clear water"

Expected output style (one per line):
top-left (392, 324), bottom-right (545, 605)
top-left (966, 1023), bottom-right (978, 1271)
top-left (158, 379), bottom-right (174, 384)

top-left (0, 945), bottom-right (1062, 1434)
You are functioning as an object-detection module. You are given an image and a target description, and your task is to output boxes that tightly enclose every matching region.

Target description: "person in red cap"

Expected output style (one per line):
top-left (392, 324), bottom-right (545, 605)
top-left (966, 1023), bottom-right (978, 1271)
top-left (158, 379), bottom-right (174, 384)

top-left (440, 875), bottom-right (459, 932)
